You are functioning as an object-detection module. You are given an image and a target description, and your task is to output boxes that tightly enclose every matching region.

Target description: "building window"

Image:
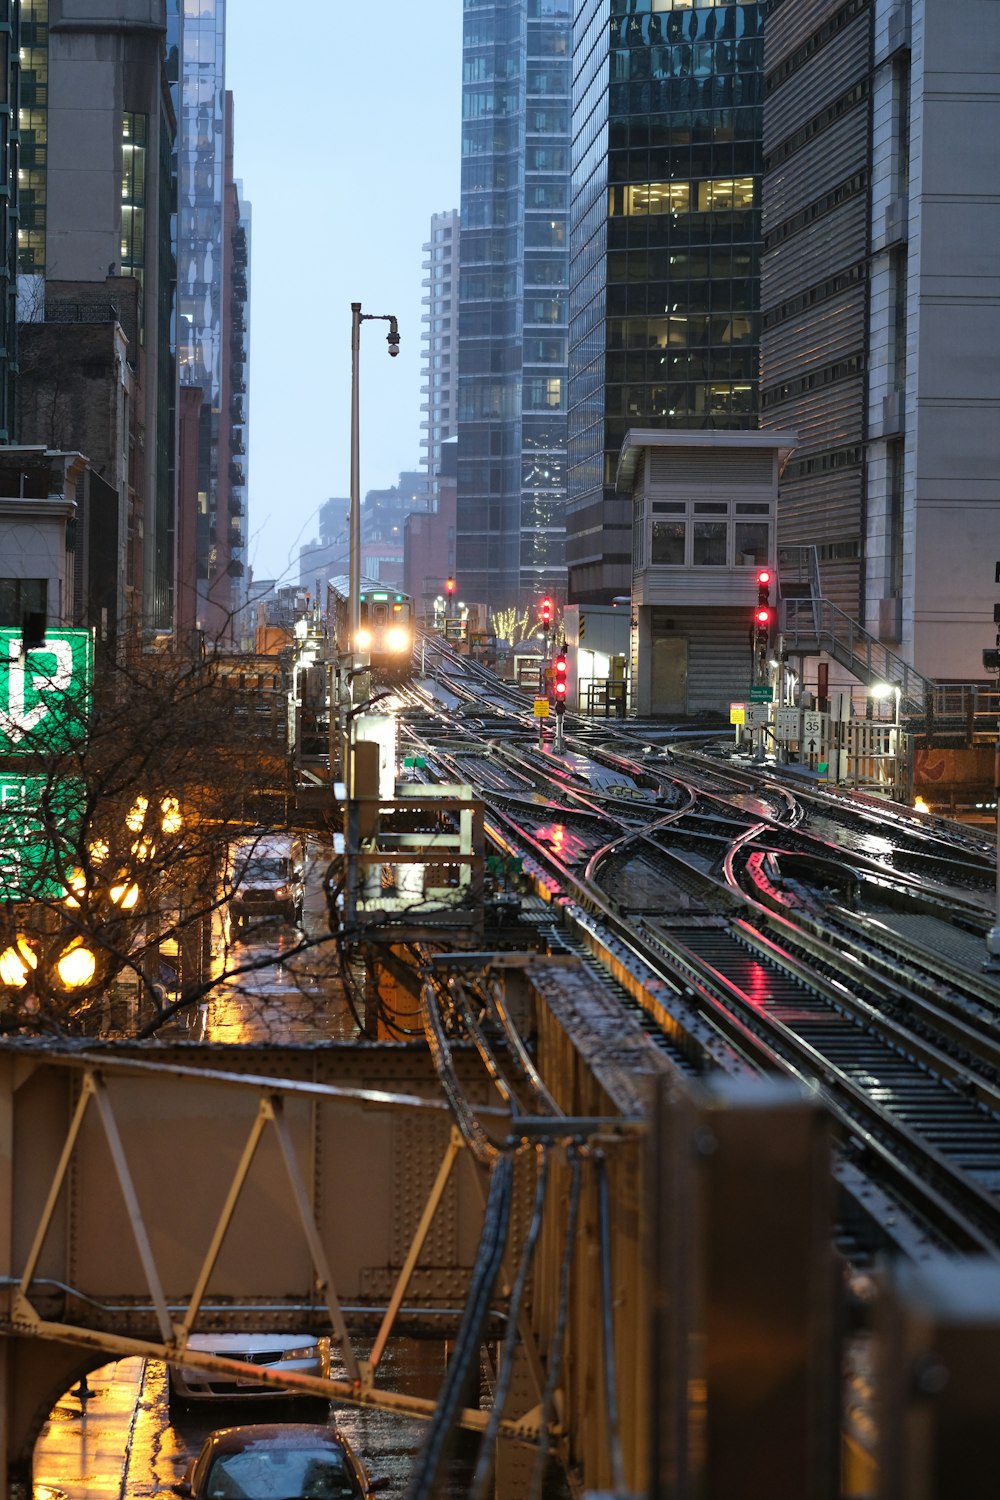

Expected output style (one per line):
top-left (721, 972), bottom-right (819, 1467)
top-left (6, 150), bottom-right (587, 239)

top-left (0, 577), bottom-right (47, 627)
top-left (610, 177), bottom-right (754, 218)
top-left (693, 522), bottom-right (727, 566)
top-left (651, 522), bottom-right (685, 566)
top-left (734, 522), bottom-right (769, 564)
top-left (121, 111), bottom-right (147, 278)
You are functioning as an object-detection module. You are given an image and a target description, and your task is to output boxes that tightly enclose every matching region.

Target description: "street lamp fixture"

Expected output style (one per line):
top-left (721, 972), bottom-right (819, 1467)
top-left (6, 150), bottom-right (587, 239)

top-left (56, 942), bottom-right (97, 990)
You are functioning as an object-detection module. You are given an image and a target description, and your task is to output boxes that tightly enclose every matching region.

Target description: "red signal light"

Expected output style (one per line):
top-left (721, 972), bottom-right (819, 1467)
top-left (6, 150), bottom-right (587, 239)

top-left (553, 651), bottom-right (568, 699)
top-left (756, 568), bottom-right (773, 628)
top-left (540, 596), bottom-right (553, 628)
top-left (445, 576), bottom-right (455, 595)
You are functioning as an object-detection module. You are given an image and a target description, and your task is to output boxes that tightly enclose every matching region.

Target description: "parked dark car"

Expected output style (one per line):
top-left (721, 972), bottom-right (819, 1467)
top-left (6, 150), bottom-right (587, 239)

top-left (175, 1422), bottom-right (386, 1500)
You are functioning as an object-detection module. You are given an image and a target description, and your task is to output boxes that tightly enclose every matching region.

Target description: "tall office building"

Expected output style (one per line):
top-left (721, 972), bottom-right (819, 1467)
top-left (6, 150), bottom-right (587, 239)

top-left (567, 0), bottom-right (765, 604)
top-left (761, 0), bottom-right (1000, 683)
top-left (16, 0), bottom-right (176, 641)
top-left (0, 3), bottom-right (19, 443)
top-left (420, 209), bottom-right (459, 488)
top-left (456, 0), bottom-right (572, 611)
top-left (178, 0), bottom-right (241, 645)
top-left (225, 158), bottom-right (250, 630)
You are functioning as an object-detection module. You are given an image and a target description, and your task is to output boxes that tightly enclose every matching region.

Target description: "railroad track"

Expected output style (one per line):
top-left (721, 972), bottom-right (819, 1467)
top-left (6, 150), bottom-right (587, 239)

top-left (393, 648), bottom-right (1000, 1258)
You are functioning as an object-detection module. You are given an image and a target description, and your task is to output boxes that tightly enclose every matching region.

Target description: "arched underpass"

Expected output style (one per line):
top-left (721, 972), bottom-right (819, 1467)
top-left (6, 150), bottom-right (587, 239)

top-left (0, 1041), bottom-right (504, 1486)
top-left (0, 959), bottom-right (833, 1500)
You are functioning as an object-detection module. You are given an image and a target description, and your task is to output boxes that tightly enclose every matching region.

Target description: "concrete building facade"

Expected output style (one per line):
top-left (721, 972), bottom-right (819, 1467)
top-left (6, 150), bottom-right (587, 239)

top-left (761, 0), bottom-right (1000, 683)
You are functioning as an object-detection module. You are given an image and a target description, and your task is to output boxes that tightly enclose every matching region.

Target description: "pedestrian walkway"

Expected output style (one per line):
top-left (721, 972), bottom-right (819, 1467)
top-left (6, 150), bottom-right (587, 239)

top-left (32, 1359), bottom-right (146, 1500)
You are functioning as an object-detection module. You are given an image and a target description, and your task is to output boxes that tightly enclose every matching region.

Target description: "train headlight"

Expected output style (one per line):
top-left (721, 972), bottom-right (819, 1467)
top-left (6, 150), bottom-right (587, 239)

top-left (386, 626), bottom-right (410, 653)
top-left (355, 627), bottom-right (373, 650)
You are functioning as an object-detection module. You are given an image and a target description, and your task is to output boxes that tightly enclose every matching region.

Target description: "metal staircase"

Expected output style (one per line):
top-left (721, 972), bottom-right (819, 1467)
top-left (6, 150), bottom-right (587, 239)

top-left (777, 546), bottom-right (933, 717)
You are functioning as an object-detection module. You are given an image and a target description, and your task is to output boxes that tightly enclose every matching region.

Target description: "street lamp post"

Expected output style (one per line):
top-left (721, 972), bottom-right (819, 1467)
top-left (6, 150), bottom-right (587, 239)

top-left (349, 302), bottom-right (399, 696)
top-left (345, 304), bottom-right (398, 956)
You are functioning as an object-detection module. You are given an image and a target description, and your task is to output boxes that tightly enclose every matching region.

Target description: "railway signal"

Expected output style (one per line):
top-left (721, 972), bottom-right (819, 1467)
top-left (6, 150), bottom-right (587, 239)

top-left (540, 597), bottom-right (553, 633)
top-left (753, 568), bottom-right (773, 665)
top-left (553, 648), bottom-right (568, 713)
top-left (755, 568), bottom-right (773, 631)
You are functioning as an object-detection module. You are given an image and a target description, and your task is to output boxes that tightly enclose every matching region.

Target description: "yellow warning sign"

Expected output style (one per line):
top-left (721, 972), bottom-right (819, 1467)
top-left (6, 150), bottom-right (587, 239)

top-left (534, 698), bottom-right (550, 718)
top-left (729, 702), bottom-right (746, 725)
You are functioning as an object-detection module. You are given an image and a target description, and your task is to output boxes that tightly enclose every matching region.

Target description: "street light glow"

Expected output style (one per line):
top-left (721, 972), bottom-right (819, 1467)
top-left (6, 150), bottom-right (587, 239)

top-left (160, 796), bottom-right (182, 834)
top-left (125, 795), bottom-right (149, 832)
top-left (0, 939), bottom-right (36, 987)
top-left (56, 943), bottom-right (97, 989)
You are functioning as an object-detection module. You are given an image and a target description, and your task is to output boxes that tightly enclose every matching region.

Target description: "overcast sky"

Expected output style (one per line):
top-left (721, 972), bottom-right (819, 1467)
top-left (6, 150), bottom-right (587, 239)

top-left (226, 3), bottom-right (462, 585)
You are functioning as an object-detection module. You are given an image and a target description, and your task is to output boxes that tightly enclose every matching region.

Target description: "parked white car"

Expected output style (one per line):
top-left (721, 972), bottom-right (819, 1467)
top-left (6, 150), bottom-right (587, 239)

top-left (168, 1332), bottom-right (330, 1411)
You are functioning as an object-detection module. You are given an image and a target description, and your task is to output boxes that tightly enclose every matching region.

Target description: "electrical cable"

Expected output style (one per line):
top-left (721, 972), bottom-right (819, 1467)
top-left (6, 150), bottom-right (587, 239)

top-left (422, 974), bottom-right (501, 1166)
top-left (529, 1143), bottom-right (582, 1500)
top-left (597, 1150), bottom-right (627, 1496)
top-left (469, 1145), bottom-right (550, 1500)
top-left (402, 1151), bottom-right (514, 1500)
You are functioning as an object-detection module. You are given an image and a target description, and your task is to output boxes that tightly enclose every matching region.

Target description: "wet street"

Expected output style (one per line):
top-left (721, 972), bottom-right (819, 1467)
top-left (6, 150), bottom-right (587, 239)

top-left (165, 838), bottom-right (361, 1045)
top-left (31, 840), bottom-right (487, 1498)
top-left (33, 1347), bottom-right (483, 1500)
top-left (30, 838), bottom-right (569, 1498)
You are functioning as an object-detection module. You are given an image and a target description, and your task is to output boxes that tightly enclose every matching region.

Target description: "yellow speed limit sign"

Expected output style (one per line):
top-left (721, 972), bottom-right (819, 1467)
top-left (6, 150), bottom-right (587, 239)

top-left (534, 698), bottom-right (550, 718)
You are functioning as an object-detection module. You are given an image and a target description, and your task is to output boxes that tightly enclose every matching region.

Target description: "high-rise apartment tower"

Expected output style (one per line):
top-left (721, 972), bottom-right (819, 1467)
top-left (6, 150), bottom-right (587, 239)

top-left (456, 0), bottom-right (572, 611)
top-left (421, 209), bottom-right (460, 488)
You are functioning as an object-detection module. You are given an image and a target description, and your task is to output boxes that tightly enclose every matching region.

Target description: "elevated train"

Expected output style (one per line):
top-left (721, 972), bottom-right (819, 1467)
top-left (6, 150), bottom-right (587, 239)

top-left (326, 576), bottom-right (414, 682)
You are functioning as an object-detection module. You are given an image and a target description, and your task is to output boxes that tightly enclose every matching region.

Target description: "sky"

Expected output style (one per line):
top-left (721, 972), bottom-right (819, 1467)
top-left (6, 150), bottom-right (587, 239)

top-left (225, 3), bottom-right (463, 587)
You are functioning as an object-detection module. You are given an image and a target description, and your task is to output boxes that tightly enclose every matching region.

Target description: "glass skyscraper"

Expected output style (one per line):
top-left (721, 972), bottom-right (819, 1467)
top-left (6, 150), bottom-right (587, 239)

top-left (456, 0), bottom-right (572, 612)
top-left (179, 0), bottom-right (231, 637)
top-left (567, 0), bottom-right (764, 603)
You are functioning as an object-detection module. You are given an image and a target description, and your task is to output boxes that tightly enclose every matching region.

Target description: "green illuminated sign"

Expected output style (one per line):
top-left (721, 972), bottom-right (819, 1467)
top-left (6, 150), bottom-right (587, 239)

top-left (0, 629), bottom-right (94, 755)
top-left (0, 774), bottom-right (85, 899)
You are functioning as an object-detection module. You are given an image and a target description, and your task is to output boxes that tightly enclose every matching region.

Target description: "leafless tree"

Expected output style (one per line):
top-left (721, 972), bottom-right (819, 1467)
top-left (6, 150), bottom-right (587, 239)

top-left (0, 642), bottom-right (341, 1038)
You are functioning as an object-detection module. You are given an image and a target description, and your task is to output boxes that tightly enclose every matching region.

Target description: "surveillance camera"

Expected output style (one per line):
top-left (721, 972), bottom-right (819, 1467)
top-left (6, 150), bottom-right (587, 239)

top-left (388, 343), bottom-right (399, 357)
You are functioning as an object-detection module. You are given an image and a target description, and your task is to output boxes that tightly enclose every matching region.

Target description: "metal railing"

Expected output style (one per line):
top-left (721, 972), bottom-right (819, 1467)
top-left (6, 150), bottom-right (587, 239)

top-left (782, 595), bottom-right (932, 716)
top-left (775, 545), bottom-right (998, 734)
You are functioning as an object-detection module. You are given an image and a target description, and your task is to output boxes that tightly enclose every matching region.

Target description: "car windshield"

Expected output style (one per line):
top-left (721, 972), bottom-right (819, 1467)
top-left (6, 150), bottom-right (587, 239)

top-left (205, 1445), bottom-right (360, 1500)
top-left (235, 856), bottom-right (289, 883)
